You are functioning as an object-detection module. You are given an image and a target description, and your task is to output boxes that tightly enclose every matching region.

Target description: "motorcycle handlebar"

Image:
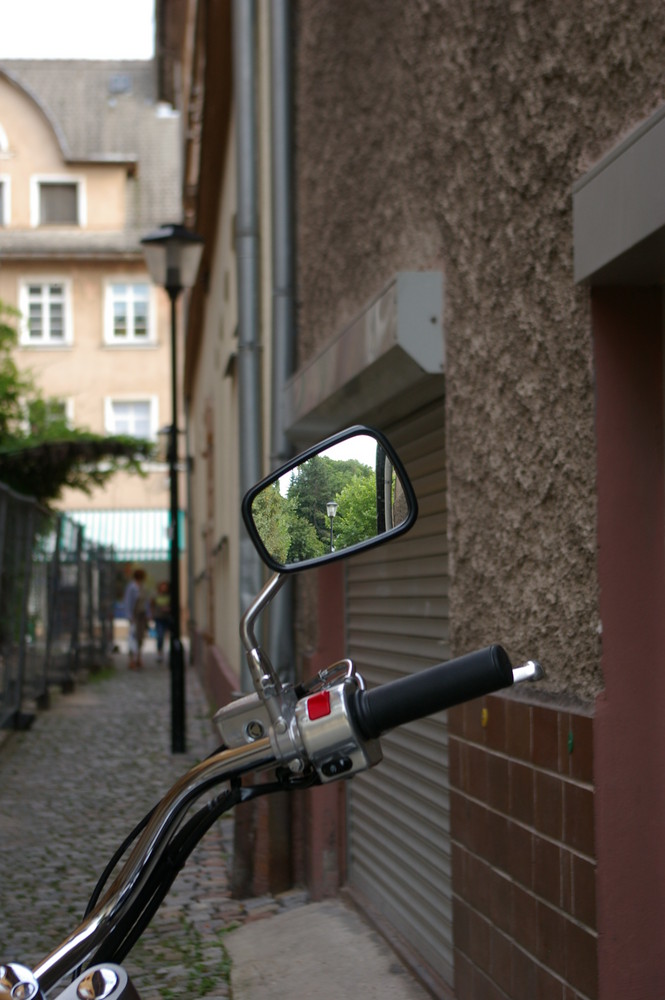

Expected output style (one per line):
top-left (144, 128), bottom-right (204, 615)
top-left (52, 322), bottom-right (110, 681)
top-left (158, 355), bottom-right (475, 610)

top-left (350, 644), bottom-right (514, 740)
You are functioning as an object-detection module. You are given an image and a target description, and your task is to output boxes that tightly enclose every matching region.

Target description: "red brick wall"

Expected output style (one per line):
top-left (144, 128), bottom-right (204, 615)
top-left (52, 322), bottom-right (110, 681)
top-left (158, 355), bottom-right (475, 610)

top-left (449, 694), bottom-right (597, 999)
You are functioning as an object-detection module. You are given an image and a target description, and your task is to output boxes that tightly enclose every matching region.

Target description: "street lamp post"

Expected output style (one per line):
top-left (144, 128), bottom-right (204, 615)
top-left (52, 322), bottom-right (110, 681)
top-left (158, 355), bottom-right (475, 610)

top-left (141, 223), bottom-right (204, 754)
top-left (326, 501), bottom-right (338, 552)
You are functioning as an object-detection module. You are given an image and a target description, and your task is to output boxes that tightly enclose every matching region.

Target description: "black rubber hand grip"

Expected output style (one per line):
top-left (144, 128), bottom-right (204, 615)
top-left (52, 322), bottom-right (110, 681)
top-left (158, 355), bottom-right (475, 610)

top-left (351, 644), bottom-right (514, 740)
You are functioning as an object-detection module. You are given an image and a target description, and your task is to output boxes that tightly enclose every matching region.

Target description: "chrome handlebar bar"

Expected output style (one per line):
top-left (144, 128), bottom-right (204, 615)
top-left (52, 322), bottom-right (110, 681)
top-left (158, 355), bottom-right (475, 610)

top-left (32, 738), bottom-right (276, 992)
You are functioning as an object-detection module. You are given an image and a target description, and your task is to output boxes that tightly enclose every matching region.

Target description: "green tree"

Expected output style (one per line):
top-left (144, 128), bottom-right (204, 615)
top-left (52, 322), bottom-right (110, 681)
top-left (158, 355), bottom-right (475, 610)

top-left (251, 482), bottom-right (291, 563)
top-left (0, 300), bottom-right (153, 504)
top-left (287, 454), bottom-right (372, 548)
top-left (286, 510), bottom-right (327, 563)
top-left (333, 474), bottom-right (380, 549)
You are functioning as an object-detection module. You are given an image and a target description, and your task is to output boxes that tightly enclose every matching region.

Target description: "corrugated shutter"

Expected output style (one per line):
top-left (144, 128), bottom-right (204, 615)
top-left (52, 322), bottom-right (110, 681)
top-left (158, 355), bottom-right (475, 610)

top-left (346, 399), bottom-right (453, 984)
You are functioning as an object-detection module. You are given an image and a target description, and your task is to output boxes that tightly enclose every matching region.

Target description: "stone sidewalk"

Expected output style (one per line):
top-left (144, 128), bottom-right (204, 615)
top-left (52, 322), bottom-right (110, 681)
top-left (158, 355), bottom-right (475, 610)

top-left (0, 649), bottom-right (295, 1000)
top-left (0, 649), bottom-right (430, 1000)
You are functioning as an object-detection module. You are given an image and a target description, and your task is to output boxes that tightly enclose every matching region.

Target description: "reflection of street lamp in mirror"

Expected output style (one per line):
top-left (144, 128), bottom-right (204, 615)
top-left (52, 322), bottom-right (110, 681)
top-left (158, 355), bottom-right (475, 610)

top-left (326, 501), bottom-right (339, 551)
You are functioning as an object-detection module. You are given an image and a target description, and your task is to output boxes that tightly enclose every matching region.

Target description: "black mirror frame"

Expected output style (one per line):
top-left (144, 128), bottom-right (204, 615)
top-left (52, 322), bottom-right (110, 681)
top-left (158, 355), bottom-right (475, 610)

top-left (241, 425), bottom-right (419, 574)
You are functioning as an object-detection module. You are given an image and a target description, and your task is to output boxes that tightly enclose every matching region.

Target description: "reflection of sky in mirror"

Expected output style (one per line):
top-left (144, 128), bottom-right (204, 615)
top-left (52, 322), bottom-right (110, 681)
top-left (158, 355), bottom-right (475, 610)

top-left (278, 433), bottom-right (377, 495)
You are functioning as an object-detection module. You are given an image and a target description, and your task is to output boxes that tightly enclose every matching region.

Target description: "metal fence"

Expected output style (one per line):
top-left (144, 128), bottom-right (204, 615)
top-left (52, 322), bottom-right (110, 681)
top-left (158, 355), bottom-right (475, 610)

top-left (0, 482), bottom-right (116, 732)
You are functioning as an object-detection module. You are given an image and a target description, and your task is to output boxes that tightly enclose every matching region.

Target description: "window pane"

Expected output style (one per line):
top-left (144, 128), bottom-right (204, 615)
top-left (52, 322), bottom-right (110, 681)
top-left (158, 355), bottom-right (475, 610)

top-left (133, 401), bottom-right (151, 437)
top-left (108, 283), bottom-right (150, 341)
top-left (40, 183), bottom-right (78, 225)
top-left (111, 400), bottom-right (152, 438)
top-left (28, 303), bottom-right (42, 338)
top-left (133, 301), bottom-right (148, 337)
top-left (49, 302), bottom-right (64, 339)
top-left (111, 401), bottom-right (131, 434)
top-left (23, 282), bottom-right (68, 343)
top-left (113, 302), bottom-right (128, 337)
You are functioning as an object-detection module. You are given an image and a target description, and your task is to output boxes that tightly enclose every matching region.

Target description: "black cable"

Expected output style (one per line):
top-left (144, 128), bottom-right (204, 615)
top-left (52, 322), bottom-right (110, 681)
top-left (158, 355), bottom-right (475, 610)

top-left (87, 774), bottom-right (314, 968)
top-left (83, 743), bottom-right (228, 920)
top-left (90, 786), bottom-right (244, 966)
top-left (72, 743), bottom-right (231, 980)
top-left (83, 808), bottom-right (155, 919)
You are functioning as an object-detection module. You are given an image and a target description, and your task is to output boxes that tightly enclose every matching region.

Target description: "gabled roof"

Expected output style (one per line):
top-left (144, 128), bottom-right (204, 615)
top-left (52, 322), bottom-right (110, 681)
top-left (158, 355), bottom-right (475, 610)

top-left (0, 59), bottom-right (182, 244)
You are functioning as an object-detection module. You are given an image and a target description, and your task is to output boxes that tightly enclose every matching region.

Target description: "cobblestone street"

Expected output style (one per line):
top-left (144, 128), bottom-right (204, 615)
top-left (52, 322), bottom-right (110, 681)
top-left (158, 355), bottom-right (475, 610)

top-left (0, 651), bottom-right (289, 1000)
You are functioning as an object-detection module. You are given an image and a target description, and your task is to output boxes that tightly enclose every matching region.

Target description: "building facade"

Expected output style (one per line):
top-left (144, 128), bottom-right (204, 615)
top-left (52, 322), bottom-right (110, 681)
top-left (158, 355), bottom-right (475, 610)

top-left (164, 2), bottom-right (665, 997)
top-left (0, 59), bottom-right (183, 583)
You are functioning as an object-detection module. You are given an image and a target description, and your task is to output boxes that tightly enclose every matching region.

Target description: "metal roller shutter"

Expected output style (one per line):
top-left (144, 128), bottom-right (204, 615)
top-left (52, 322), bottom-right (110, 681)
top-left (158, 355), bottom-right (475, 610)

top-left (346, 399), bottom-right (452, 985)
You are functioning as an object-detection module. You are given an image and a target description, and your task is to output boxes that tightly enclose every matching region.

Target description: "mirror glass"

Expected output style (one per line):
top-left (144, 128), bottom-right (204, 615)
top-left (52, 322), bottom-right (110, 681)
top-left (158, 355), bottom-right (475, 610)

top-left (246, 431), bottom-right (415, 571)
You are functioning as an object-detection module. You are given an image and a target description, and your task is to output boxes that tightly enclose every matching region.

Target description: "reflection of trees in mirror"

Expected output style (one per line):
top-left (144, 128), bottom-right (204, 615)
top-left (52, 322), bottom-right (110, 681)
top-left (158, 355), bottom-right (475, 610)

top-left (252, 451), bottom-right (380, 564)
top-left (286, 454), bottom-right (374, 560)
top-left (250, 482), bottom-right (290, 564)
top-left (332, 474), bottom-right (379, 549)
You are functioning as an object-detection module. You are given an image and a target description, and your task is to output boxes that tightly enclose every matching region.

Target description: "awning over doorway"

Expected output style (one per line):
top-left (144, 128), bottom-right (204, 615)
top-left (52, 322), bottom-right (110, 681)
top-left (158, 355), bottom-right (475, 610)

top-left (67, 509), bottom-right (185, 562)
top-left (283, 271), bottom-right (445, 443)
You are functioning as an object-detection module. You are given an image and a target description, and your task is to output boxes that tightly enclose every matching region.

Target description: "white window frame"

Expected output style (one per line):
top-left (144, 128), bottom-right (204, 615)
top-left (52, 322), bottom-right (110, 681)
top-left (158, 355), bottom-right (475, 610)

top-left (30, 174), bottom-right (87, 227)
top-left (0, 175), bottom-right (11, 225)
top-left (103, 279), bottom-right (155, 345)
top-left (104, 396), bottom-right (159, 440)
top-left (18, 278), bottom-right (73, 346)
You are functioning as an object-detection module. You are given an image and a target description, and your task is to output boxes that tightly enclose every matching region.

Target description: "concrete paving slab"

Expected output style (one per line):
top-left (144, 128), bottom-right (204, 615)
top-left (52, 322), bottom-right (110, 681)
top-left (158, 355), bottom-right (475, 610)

top-left (226, 899), bottom-right (431, 999)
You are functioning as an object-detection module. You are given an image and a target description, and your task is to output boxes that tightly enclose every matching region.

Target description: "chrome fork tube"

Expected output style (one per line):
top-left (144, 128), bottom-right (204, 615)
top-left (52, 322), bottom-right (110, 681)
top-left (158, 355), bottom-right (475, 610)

top-left (33, 738), bottom-right (275, 993)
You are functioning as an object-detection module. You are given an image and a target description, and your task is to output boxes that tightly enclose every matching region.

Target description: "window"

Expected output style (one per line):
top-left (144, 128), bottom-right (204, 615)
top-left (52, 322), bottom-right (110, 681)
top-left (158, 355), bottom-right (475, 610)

top-left (19, 280), bottom-right (72, 345)
top-left (26, 397), bottom-right (73, 435)
top-left (30, 176), bottom-right (86, 227)
top-left (105, 398), bottom-right (157, 440)
top-left (105, 282), bottom-right (152, 343)
top-left (40, 183), bottom-right (78, 224)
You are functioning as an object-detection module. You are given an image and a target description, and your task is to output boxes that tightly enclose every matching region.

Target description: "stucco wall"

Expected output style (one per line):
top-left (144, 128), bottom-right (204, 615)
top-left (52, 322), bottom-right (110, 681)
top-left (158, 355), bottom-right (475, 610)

top-left (187, 124), bottom-right (241, 675)
top-left (293, 0), bottom-right (665, 699)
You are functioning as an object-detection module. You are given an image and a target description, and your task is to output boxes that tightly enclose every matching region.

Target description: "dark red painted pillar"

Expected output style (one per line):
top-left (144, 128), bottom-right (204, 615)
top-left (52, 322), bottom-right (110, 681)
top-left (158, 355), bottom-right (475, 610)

top-left (299, 561), bottom-right (347, 900)
top-left (593, 287), bottom-right (665, 996)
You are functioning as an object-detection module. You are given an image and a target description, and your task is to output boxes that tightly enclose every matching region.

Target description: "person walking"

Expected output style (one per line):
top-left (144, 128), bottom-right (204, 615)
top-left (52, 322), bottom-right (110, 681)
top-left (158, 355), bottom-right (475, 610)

top-left (152, 580), bottom-right (171, 662)
top-left (124, 567), bottom-right (149, 670)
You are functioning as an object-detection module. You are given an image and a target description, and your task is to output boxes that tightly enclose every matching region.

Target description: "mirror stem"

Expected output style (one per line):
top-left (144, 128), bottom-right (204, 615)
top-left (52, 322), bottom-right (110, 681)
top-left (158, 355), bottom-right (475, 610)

top-left (240, 571), bottom-right (288, 695)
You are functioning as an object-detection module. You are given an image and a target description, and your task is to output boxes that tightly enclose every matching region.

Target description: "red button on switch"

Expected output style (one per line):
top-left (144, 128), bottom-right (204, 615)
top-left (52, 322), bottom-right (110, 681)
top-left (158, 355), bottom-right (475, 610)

top-left (307, 690), bottom-right (332, 721)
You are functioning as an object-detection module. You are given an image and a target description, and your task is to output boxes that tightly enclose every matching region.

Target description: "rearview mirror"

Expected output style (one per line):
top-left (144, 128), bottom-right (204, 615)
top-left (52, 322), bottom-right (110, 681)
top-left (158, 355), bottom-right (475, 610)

top-left (242, 426), bottom-right (418, 573)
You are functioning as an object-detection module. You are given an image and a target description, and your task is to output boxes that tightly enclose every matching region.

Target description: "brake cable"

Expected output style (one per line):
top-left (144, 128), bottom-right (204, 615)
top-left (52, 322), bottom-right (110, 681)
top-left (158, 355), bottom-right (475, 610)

top-left (80, 769), bottom-right (318, 970)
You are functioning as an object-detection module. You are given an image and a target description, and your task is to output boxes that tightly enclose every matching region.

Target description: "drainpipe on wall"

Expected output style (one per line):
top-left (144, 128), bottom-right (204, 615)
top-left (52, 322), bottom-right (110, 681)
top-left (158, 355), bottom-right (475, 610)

top-left (184, 402), bottom-right (195, 663)
top-left (267, 0), bottom-right (295, 683)
top-left (233, 0), bottom-right (263, 692)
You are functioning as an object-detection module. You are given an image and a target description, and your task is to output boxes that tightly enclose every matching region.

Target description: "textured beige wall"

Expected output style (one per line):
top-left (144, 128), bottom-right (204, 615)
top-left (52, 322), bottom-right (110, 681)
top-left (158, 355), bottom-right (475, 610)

top-left (293, 0), bottom-right (665, 698)
top-left (187, 125), bottom-right (241, 673)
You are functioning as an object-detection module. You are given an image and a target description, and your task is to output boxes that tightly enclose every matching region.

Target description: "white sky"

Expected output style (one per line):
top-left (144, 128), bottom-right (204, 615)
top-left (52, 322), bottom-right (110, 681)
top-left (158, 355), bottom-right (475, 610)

top-left (0, 0), bottom-right (155, 60)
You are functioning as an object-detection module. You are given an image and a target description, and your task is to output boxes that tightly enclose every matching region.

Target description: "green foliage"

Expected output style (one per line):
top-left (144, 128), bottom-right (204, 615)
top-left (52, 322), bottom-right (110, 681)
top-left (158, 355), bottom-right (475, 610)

top-left (249, 451), bottom-right (379, 565)
top-left (0, 300), bottom-right (154, 504)
top-left (287, 454), bottom-right (372, 550)
top-left (332, 473), bottom-right (380, 549)
top-left (285, 509), bottom-right (327, 562)
top-left (251, 482), bottom-right (291, 563)
top-left (0, 302), bottom-right (33, 440)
